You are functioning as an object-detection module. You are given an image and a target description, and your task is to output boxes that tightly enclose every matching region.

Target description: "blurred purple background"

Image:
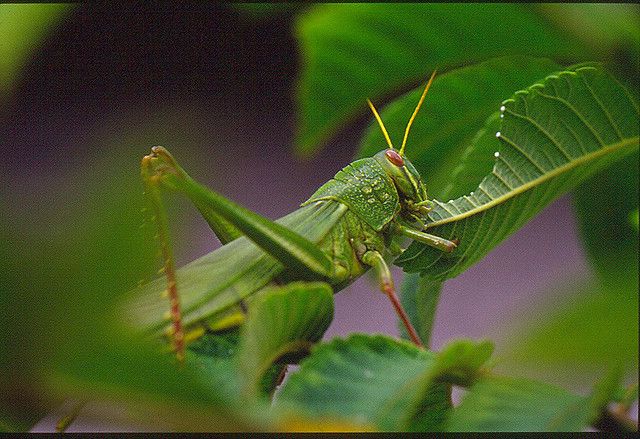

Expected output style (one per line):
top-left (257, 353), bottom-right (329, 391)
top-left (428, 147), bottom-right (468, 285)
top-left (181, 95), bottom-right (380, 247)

top-left (1, 4), bottom-right (601, 430)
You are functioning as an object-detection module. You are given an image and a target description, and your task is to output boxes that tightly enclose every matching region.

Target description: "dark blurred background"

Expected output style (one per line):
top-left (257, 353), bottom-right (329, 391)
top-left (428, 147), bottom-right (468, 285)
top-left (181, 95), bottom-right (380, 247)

top-left (0, 3), bottom-right (635, 431)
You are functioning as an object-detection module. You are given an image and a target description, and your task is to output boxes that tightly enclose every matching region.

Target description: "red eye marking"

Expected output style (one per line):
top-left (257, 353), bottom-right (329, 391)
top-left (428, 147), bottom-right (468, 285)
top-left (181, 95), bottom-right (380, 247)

top-left (385, 149), bottom-right (404, 167)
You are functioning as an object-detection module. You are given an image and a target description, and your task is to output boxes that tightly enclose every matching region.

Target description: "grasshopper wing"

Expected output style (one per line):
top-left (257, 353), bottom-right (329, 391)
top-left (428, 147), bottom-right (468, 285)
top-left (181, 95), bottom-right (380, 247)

top-left (125, 201), bottom-right (347, 335)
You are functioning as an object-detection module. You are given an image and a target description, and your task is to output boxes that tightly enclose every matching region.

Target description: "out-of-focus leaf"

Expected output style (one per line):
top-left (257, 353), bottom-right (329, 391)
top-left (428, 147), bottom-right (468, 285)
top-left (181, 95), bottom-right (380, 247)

top-left (0, 4), bottom-right (72, 95)
top-left (445, 373), bottom-right (618, 432)
top-left (427, 339), bottom-right (494, 387)
top-left (537, 4), bottom-right (640, 58)
top-left (619, 383), bottom-right (638, 410)
top-left (396, 66), bottom-right (640, 279)
top-left (237, 281), bottom-right (334, 396)
top-left (497, 277), bottom-right (638, 386)
top-left (358, 56), bottom-right (561, 199)
top-left (295, 3), bottom-right (582, 156)
top-left (631, 208), bottom-right (639, 231)
top-left (276, 336), bottom-right (493, 431)
top-left (0, 419), bottom-right (13, 432)
top-left (495, 147), bottom-right (637, 390)
top-left (399, 273), bottom-right (442, 347)
top-left (49, 327), bottom-right (261, 432)
top-left (573, 152), bottom-right (639, 284)
top-left (1, 148), bottom-right (261, 431)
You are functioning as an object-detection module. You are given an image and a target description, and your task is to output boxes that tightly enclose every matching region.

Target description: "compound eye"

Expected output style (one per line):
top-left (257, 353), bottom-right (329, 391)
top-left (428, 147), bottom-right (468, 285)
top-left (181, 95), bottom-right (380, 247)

top-left (385, 149), bottom-right (404, 167)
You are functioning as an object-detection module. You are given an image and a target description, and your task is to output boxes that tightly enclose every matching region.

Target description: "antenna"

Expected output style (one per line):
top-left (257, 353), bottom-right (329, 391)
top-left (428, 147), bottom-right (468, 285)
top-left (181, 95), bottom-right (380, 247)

top-left (399, 70), bottom-right (437, 156)
top-left (367, 99), bottom-right (394, 150)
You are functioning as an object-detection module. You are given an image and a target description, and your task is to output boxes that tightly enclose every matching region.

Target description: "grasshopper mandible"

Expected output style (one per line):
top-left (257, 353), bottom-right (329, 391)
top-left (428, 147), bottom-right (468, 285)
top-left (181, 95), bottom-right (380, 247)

top-left (130, 71), bottom-right (457, 361)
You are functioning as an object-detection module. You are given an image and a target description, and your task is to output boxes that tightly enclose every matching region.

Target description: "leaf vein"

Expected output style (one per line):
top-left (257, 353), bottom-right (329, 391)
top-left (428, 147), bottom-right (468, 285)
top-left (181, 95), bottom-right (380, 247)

top-left (533, 89), bottom-right (607, 149)
top-left (580, 73), bottom-right (623, 140)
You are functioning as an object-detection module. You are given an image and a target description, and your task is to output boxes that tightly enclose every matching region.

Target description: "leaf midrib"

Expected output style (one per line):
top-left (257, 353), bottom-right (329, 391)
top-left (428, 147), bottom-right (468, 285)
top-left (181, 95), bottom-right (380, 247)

top-left (425, 136), bottom-right (639, 229)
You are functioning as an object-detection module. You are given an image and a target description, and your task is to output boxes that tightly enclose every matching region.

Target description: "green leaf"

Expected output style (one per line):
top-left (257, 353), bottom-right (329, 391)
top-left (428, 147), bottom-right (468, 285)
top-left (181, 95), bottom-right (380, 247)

top-left (442, 113), bottom-right (503, 200)
top-left (445, 375), bottom-right (606, 432)
top-left (537, 4), bottom-right (640, 58)
top-left (237, 281), bottom-right (334, 396)
top-left (0, 4), bottom-right (72, 96)
top-left (186, 329), bottom-right (283, 412)
top-left (276, 335), bottom-right (493, 431)
top-left (499, 156), bottom-right (639, 389)
top-left (497, 278), bottom-right (638, 386)
top-left (428, 339), bottom-right (494, 387)
top-left (1, 149), bottom-right (261, 431)
top-left (295, 3), bottom-right (582, 156)
top-left (275, 335), bottom-right (446, 431)
top-left (618, 383), bottom-right (638, 410)
top-left (186, 329), bottom-right (243, 400)
top-left (396, 66), bottom-right (640, 278)
top-left (573, 151), bottom-right (639, 284)
top-left (358, 56), bottom-right (561, 199)
top-left (399, 274), bottom-right (442, 347)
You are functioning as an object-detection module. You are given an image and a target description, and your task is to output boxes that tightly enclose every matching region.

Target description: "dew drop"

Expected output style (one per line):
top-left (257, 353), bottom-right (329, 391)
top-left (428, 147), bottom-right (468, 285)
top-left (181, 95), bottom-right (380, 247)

top-left (500, 105), bottom-right (506, 112)
top-left (500, 113), bottom-right (504, 119)
top-left (494, 151), bottom-right (500, 158)
top-left (495, 131), bottom-right (501, 138)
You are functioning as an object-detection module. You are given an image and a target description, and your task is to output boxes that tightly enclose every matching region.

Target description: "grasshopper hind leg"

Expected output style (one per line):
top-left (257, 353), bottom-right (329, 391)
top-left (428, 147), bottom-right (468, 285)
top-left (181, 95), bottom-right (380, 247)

top-left (141, 151), bottom-right (186, 362)
top-left (139, 146), bottom-right (338, 359)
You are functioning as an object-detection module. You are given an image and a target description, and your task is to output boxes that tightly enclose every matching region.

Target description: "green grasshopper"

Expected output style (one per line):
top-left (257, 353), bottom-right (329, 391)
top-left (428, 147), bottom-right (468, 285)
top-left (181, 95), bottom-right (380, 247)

top-left (130, 72), bottom-right (457, 361)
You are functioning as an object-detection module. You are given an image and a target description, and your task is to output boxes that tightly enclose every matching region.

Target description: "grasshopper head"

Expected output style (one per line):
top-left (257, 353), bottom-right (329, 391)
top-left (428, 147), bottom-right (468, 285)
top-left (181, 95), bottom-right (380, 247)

top-left (374, 149), bottom-right (430, 216)
top-left (366, 71), bottom-right (437, 219)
